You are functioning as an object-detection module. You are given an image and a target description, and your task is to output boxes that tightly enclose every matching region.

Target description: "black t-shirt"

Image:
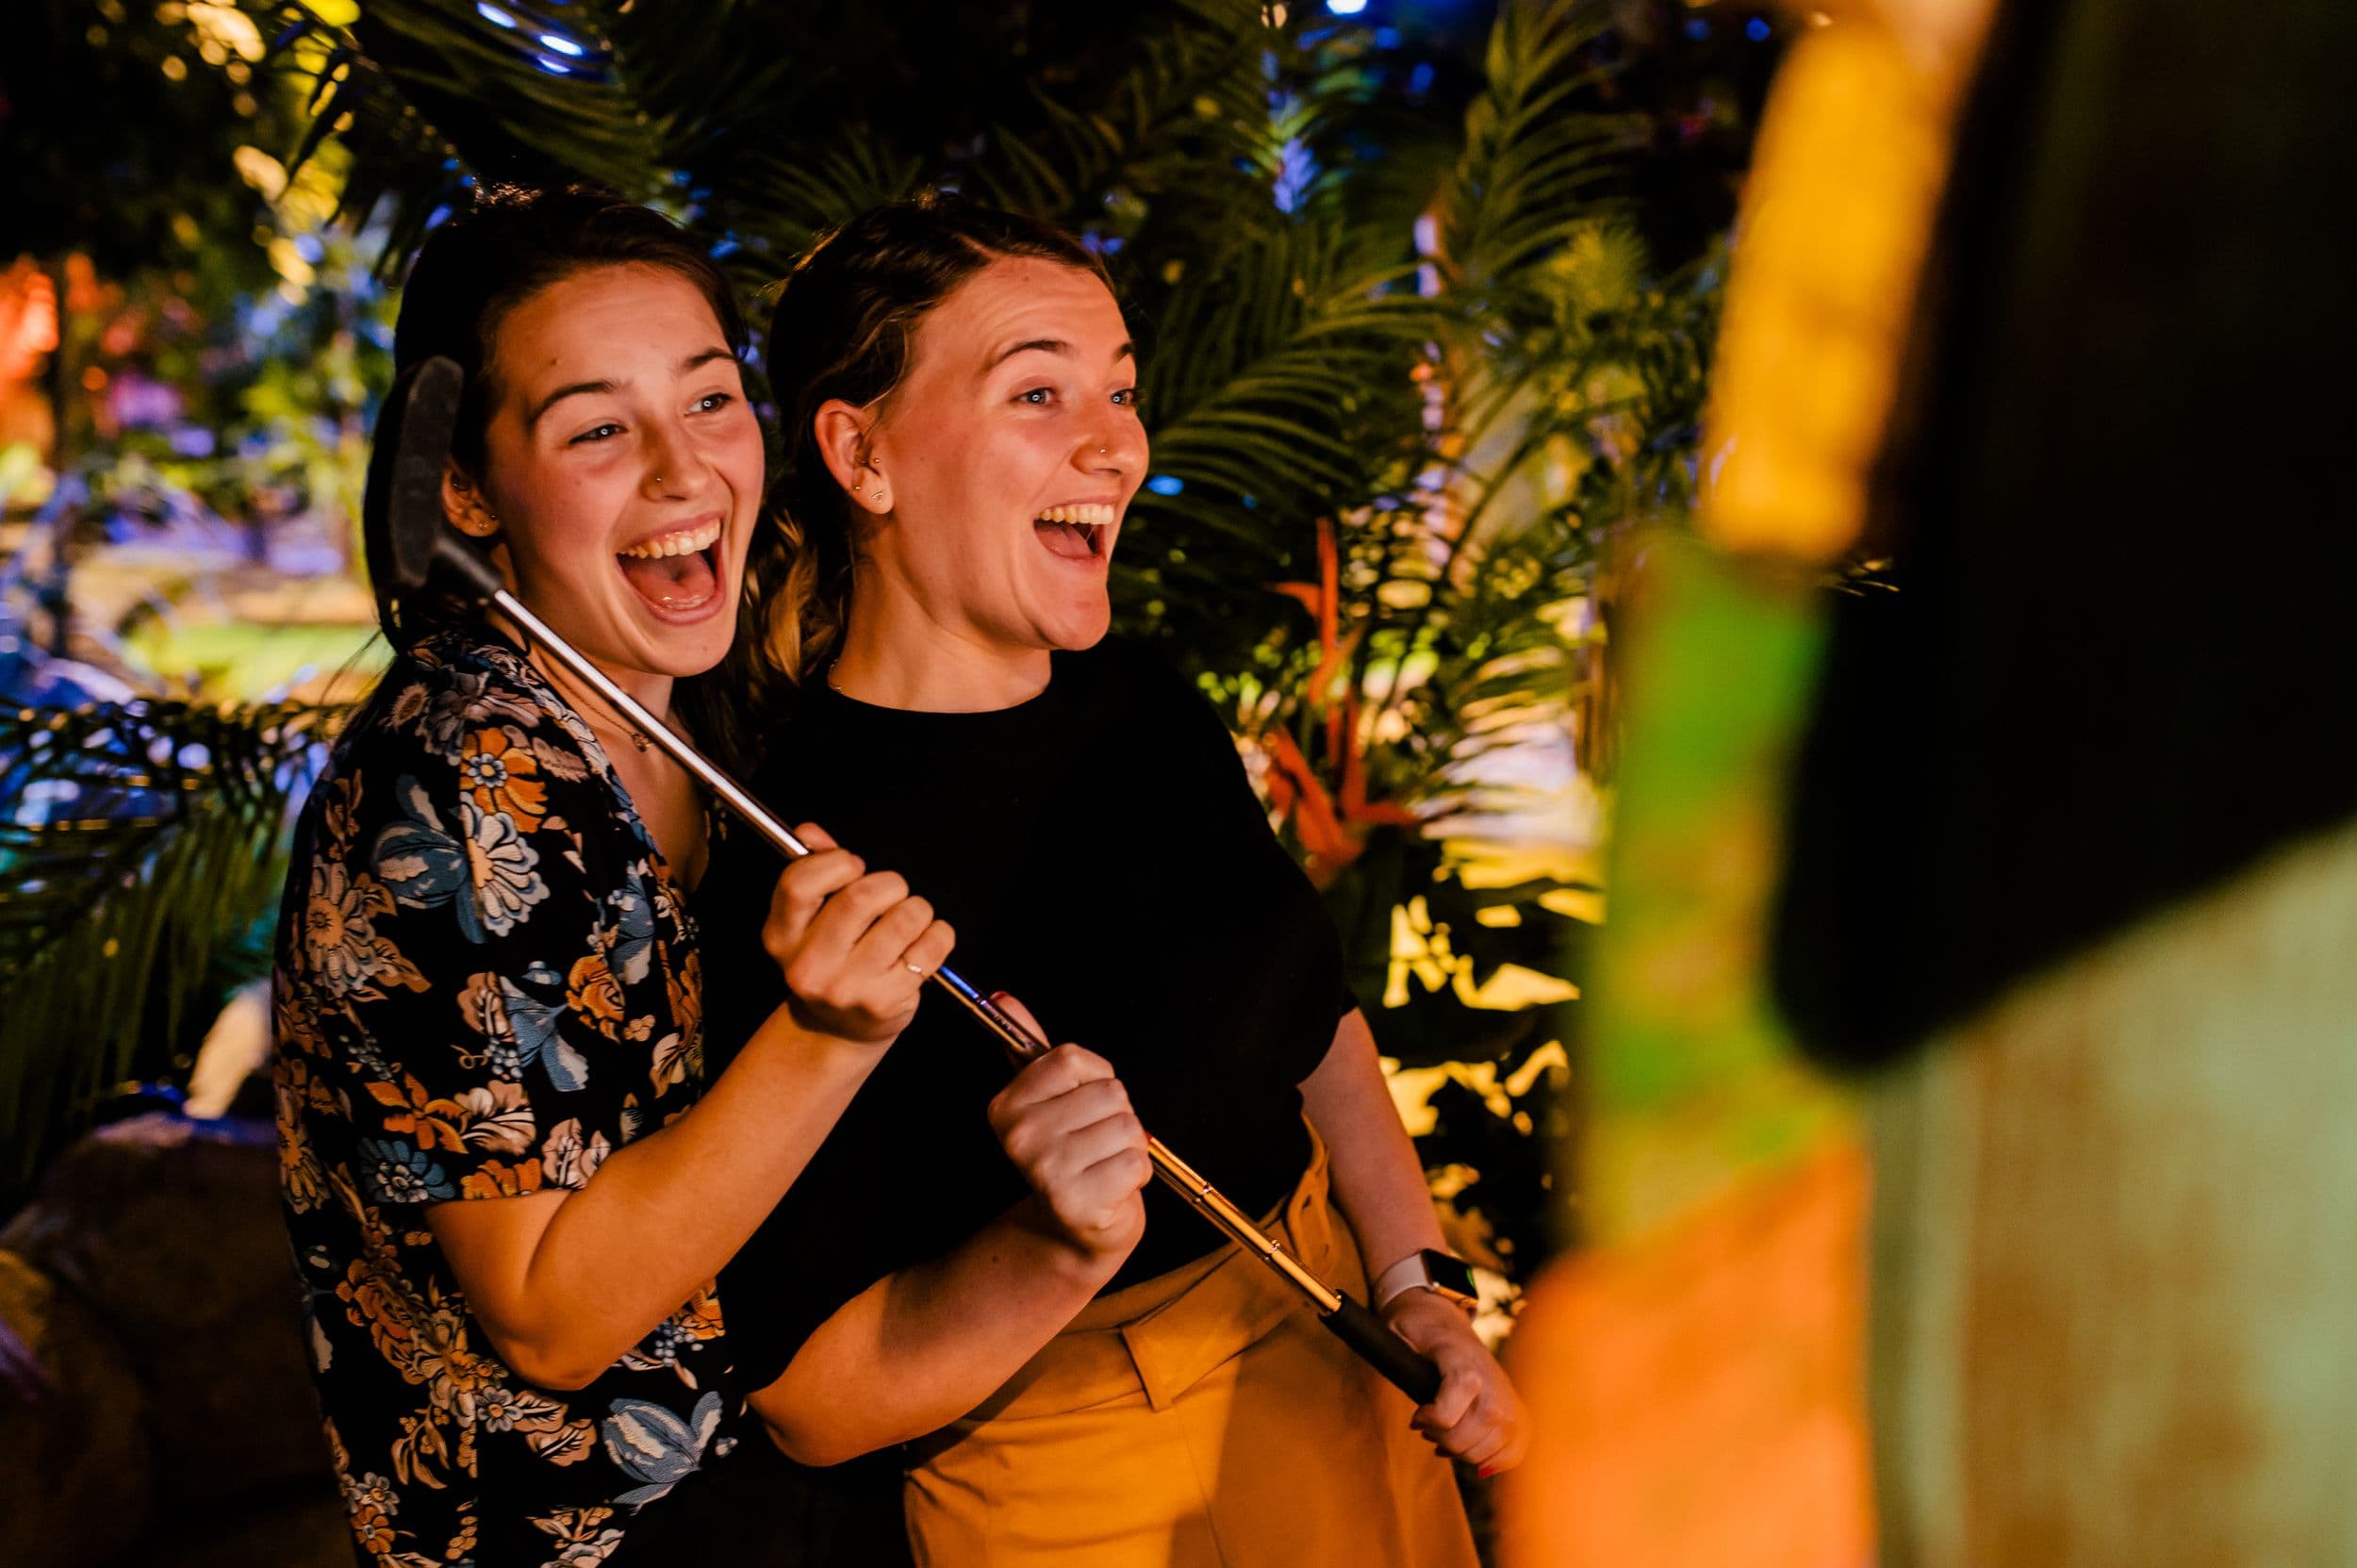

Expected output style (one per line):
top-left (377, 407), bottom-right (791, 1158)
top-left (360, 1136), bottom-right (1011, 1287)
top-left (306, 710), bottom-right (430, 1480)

top-left (697, 640), bottom-right (1355, 1394)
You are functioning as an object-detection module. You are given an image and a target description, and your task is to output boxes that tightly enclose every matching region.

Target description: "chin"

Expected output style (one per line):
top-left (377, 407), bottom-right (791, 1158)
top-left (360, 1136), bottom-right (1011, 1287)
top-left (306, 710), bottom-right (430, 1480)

top-left (1044, 605), bottom-right (1113, 652)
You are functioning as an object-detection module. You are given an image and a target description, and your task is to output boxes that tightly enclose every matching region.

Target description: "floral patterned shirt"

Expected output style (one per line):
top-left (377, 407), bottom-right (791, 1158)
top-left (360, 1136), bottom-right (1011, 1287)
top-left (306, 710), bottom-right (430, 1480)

top-left (273, 628), bottom-right (743, 1568)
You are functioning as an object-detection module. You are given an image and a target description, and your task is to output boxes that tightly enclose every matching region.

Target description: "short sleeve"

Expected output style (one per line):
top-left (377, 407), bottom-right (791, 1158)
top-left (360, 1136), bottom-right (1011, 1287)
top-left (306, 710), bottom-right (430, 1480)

top-left (287, 663), bottom-right (676, 1208)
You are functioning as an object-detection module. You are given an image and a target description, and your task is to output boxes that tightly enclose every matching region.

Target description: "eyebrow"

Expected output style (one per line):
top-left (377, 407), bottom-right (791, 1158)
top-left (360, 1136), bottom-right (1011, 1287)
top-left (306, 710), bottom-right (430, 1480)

top-left (524, 346), bottom-right (737, 432)
top-left (984, 337), bottom-right (1137, 372)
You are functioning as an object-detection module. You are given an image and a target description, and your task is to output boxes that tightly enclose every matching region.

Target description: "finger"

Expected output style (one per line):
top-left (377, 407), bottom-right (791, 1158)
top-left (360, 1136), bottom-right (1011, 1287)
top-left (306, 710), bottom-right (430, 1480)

top-left (1486, 1426), bottom-right (1532, 1475)
top-left (1461, 1425), bottom-right (1514, 1473)
top-left (1420, 1368), bottom-right (1480, 1431)
top-left (993, 1043), bottom-right (1116, 1116)
top-left (799, 868), bottom-right (912, 970)
top-left (1438, 1408), bottom-right (1500, 1461)
top-left (1039, 1101), bottom-right (1146, 1180)
top-left (846, 893), bottom-right (936, 978)
top-left (1079, 1144), bottom-right (1154, 1196)
top-left (790, 821), bottom-right (838, 854)
top-left (991, 1077), bottom-right (1134, 1163)
top-left (772, 849), bottom-right (866, 940)
top-left (898, 919), bottom-right (957, 979)
top-left (988, 990), bottom-right (1051, 1052)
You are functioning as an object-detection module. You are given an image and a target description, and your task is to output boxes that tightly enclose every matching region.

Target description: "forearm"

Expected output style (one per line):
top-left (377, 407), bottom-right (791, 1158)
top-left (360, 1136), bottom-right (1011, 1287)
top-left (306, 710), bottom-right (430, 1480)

top-left (460, 1007), bottom-right (878, 1386)
top-left (1301, 1009), bottom-right (1445, 1280)
top-left (750, 1197), bottom-right (1119, 1466)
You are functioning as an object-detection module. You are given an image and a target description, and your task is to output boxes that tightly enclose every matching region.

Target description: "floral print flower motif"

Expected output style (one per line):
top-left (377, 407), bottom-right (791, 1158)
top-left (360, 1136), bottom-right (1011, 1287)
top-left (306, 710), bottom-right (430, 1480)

top-left (344, 1471), bottom-right (401, 1518)
top-left (534, 1508), bottom-right (628, 1566)
top-left (602, 1390), bottom-right (725, 1507)
top-left (605, 863), bottom-right (658, 985)
top-left (303, 860), bottom-right (427, 1001)
top-left (477, 1383), bottom-right (569, 1436)
top-left (541, 1116), bottom-right (612, 1189)
top-left (464, 801), bottom-right (548, 936)
top-left (355, 1137), bottom-right (457, 1205)
top-left (567, 949), bottom-right (627, 1039)
top-left (458, 724), bottom-right (552, 831)
top-left (416, 667), bottom-right (541, 756)
top-left (375, 778), bottom-right (548, 943)
top-left (455, 1079), bottom-right (536, 1155)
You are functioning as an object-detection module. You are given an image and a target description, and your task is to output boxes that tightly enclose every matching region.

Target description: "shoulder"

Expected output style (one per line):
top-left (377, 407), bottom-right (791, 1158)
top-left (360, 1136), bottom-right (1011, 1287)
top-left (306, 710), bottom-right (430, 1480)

top-left (309, 634), bottom-right (614, 933)
top-left (333, 633), bottom-right (606, 823)
top-left (360, 631), bottom-right (595, 767)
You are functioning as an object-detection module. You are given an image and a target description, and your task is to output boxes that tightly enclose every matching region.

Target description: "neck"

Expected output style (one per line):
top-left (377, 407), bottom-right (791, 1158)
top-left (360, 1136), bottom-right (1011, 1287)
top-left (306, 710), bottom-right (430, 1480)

top-left (830, 578), bottom-right (1050, 713)
top-left (516, 629), bottom-right (674, 744)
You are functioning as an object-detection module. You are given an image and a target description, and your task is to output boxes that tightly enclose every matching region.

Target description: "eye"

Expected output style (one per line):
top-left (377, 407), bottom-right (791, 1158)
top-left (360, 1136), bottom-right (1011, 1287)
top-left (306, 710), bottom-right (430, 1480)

top-left (1017, 386), bottom-right (1055, 406)
top-left (569, 423), bottom-right (624, 445)
top-left (693, 392), bottom-right (734, 414)
top-left (1113, 388), bottom-right (1139, 409)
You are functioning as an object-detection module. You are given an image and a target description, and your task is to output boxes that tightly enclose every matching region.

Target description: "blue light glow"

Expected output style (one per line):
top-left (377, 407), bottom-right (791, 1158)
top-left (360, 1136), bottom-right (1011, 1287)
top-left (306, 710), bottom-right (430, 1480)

top-left (535, 54), bottom-right (572, 74)
top-left (538, 32), bottom-right (585, 57)
top-left (1684, 17), bottom-right (1710, 39)
top-left (1146, 474), bottom-right (1185, 496)
top-left (1745, 16), bottom-right (1772, 41)
top-left (1327, 0), bottom-right (1368, 14)
top-left (475, 4), bottom-right (518, 28)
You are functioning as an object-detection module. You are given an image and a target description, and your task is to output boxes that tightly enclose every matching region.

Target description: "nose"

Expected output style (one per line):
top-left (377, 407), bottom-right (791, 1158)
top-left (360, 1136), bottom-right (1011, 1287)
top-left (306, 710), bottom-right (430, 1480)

top-left (1078, 405), bottom-right (1147, 480)
top-left (640, 414), bottom-right (711, 500)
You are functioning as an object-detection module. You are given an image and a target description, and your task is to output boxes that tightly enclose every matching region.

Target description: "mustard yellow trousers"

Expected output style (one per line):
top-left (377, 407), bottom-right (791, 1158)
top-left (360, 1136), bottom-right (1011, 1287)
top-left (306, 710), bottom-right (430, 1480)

top-left (904, 1127), bottom-right (1479, 1567)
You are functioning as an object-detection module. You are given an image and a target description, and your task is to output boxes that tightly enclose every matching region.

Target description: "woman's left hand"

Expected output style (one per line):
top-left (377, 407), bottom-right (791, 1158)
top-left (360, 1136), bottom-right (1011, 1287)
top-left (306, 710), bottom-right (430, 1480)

top-left (1383, 1289), bottom-right (1530, 1476)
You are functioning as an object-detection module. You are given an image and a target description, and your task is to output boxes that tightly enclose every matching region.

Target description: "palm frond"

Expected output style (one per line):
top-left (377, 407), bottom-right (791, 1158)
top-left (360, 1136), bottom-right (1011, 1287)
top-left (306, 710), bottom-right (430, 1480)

top-left (0, 701), bottom-right (333, 1204)
top-left (257, 0), bottom-right (793, 274)
top-left (1432, 0), bottom-right (1644, 296)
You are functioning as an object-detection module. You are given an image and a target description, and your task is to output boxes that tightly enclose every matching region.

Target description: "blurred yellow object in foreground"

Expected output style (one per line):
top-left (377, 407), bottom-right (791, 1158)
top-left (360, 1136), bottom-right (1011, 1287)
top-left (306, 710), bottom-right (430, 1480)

top-left (1702, 0), bottom-right (1992, 564)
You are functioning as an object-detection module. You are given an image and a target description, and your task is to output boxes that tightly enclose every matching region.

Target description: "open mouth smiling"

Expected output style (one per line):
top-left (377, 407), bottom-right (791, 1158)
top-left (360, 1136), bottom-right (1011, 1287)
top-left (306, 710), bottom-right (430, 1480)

top-left (615, 515), bottom-right (725, 616)
top-left (1034, 502), bottom-right (1116, 563)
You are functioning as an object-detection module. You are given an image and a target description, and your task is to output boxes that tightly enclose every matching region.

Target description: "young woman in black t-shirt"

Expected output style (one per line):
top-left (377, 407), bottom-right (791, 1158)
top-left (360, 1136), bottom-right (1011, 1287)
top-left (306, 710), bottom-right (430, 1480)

top-left (696, 194), bottom-right (1526, 1565)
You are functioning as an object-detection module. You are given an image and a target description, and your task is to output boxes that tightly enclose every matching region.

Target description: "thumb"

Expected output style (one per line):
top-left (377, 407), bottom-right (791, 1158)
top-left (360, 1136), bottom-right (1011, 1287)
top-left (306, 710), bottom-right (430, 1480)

top-left (988, 990), bottom-right (1051, 1054)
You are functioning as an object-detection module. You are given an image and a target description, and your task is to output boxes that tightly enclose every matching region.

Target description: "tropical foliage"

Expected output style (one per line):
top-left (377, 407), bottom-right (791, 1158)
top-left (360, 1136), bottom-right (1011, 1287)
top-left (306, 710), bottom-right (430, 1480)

top-left (4, 0), bottom-right (1773, 1268)
top-left (0, 700), bottom-right (331, 1197)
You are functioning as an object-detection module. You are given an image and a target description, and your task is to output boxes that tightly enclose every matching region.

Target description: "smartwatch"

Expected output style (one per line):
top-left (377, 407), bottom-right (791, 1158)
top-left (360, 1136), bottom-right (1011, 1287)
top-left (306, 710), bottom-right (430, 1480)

top-left (1373, 1248), bottom-right (1479, 1316)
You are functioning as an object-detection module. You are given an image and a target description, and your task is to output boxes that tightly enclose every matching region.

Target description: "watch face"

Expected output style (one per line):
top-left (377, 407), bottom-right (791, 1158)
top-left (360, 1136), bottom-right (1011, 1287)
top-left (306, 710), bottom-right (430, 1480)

top-left (1424, 1250), bottom-right (1478, 1302)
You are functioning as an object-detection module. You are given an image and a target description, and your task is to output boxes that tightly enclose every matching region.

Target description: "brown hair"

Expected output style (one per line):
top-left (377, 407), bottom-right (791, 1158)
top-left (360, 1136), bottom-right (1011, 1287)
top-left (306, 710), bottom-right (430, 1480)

top-left (718, 190), bottom-right (1110, 747)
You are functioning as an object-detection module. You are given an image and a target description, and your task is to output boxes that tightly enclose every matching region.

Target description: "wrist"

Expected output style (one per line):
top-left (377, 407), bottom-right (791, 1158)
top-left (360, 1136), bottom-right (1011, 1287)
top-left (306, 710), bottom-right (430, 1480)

top-left (1015, 1196), bottom-right (1133, 1284)
top-left (1373, 1247), bottom-right (1478, 1317)
top-left (750, 1005), bottom-right (892, 1075)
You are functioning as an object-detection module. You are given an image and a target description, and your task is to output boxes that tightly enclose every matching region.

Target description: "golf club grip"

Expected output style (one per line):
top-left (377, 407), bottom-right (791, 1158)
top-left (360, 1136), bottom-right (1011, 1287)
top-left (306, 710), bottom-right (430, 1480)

top-left (1321, 1293), bottom-right (1443, 1406)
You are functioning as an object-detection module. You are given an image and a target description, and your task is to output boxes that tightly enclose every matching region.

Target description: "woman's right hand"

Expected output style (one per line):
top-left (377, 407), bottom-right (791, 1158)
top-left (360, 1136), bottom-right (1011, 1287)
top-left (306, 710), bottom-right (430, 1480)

top-left (762, 822), bottom-right (956, 1046)
top-left (984, 994), bottom-right (1152, 1264)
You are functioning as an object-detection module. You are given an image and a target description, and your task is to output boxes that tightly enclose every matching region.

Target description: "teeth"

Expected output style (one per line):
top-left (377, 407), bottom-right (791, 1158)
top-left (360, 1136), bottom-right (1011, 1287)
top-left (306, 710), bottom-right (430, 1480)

top-left (618, 519), bottom-right (722, 559)
top-left (1036, 503), bottom-right (1115, 528)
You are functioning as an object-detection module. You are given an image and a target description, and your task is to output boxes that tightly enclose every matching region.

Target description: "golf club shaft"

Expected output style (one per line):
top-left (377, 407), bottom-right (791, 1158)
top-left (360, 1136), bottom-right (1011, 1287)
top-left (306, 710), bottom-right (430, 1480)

top-left (478, 569), bottom-right (1441, 1403)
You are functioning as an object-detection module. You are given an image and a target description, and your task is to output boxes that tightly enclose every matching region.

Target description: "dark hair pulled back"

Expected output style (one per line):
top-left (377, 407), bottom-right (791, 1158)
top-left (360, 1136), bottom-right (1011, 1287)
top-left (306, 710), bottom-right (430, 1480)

top-left (365, 183), bottom-right (748, 652)
top-left (725, 190), bottom-right (1108, 732)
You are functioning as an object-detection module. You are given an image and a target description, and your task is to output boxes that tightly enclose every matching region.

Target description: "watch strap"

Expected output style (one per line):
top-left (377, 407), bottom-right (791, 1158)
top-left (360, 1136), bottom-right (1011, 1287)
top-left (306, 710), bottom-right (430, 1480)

top-left (1374, 1249), bottom-right (1476, 1312)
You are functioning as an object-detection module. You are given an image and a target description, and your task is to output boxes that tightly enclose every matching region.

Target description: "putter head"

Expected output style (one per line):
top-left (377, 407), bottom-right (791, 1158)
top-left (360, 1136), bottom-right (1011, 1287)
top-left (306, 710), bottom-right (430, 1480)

top-left (362, 355), bottom-right (503, 627)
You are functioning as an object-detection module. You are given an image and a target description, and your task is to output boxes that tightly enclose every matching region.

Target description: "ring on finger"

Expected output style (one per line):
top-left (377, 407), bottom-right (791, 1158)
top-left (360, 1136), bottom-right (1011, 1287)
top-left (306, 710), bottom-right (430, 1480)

top-left (904, 961), bottom-right (928, 978)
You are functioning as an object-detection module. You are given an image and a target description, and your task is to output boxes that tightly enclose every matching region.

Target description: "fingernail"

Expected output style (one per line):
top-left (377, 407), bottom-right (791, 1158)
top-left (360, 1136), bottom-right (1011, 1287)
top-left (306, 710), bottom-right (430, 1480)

top-left (1477, 1463), bottom-right (1499, 1479)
